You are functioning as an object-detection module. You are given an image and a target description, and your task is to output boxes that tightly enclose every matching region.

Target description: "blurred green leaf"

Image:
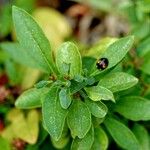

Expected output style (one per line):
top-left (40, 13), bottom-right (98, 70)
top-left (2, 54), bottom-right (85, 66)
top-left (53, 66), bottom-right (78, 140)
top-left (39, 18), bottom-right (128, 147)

top-left (137, 37), bottom-right (150, 57)
top-left (85, 86), bottom-right (115, 102)
top-left (91, 127), bottom-right (108, 150)
top-left (0, 4), bottom-right (12, 37)
top-left (132, 20), bottom-right (150, 40)
top-left (85, 98), bottom-right (108, 118)
top-left (12, 6), bottom-right (56, 74)
top-left (140, 51), bottom-right (150, 75)
top-left (133, 124), bottom-right (150, 150)
top-left (15, 0), bottom-right (35, 13)
top-left (42, 86), bottom-right (68, 141)
top-left (115, 96), bottom-right (150, 121)
top-left (1, 42), bottom-right (46, 71)
top-left (5, 59), bottom-right (22, 84)
top-left (104, 117), bottom-right (140, 150)
top-left (51, 135), bottom-right (69, 149)
top-left (0, 136), bottom-right (11, 150)
top-left (56, 42), bottom-right (82, 78)
top-left (33, 7), bottom-right (71, 52)
top-left (67, 100), bottom-right (91, 138)
top-left (98, 72), bottom-right (138, 92)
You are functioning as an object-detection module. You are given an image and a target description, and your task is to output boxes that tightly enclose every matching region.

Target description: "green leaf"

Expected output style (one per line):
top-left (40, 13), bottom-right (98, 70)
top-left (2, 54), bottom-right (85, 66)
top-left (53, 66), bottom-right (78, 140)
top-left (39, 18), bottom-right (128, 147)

top-left (91, 36), bottom-right (134, 76)
top-left (35, 80), bottom-right (52, 89)
top-left (0, 4), bottom-right (12, 37)
top-left (56, 42), bottom-right (82, 78)
top-left (42, 86), bottom-right (68, 141)
top-left (33, 7), bottom-right (71, 53)
top-left (86, 37), bottom-right (117, 58)
top-left (59, 88), bottom-right (72, 109)
top-left (140, 51), bottom-right (150, 75)
top-left (51, 135), bottom-right (69, 149)
top-left (51, 123), bottom-right (69, 149)
top-left (71, 126), bottom-right (94, 150)
top-left (15, 88), bottom-right (48, 109)
top-left (133, 124), bottom-right (150, 150)
top-left (104, 117), bottom-right (140, 150)
top-left (85, 99), bottom-right (108, 118)
top-left (67, 100), bottom-right (91, 138)
top-left (0, 137), bottom-right (11, 150)
top-left (5, 59), bottom-right (22, 84)
top-left (137, 37), bottom-right (150, 56)
top-left (85, 86), bottom-right (115, 102)
top-left (114, 96), bottom-right (150, 121)
top-left (70, 80), bottom-right (87, 94)
top-left (98, 72), bottom-right (138, 92)
top-left (91, 127), bottom-right (108, 150)
top-left (1, 42), bottom-right (44, 70)
top-left (12, 6), bottom-right (56, 73)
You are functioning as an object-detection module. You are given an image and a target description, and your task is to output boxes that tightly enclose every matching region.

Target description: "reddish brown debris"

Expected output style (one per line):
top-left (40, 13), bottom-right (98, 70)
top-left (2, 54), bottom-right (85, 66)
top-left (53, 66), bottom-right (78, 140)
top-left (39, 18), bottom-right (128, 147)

top-left (66, 4), bottom-right (90, 17)
top-left (0, 118), bottom-right (5, 132)
top-left (0, 86), bottom-right (9, 103)
top-left (9, 86), bottom-right (22, 99)
top-left (12, 138), bottom-right (26, 150)
top-left (0, 74), bottom-right (9, 86)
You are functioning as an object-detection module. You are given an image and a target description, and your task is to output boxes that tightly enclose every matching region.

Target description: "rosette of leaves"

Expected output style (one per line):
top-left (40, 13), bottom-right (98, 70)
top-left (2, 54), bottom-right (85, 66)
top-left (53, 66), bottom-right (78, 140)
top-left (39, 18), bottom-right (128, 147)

top-left (4, 6), bottom-right (150, 150)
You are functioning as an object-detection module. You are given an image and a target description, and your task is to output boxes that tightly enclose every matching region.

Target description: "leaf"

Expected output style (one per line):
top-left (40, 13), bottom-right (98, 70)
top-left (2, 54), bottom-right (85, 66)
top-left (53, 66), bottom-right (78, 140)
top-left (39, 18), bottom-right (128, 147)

top-left (1, 42), bottom-right (40, 69)
top-left (137, 37), bottom-right (150, 56)
top-left (140, 52), bottom-right (150, 75)
top-left (85, 98), bottom-right (108, 118)
top-left (104, 117), bottom-right (140, 150)
top-left (85, 86), bottom-right (115, 102)
top-left (56, 42), bottom-right (82, 78)
top-left (33, 7), bottom-right (71, 52)
top-left (98, 72), bottom-right (138, 92)
top-left (15, 88), bottom-right (48, 109)
top-left (86, 37), bottom-right (117, 58)
top-left (5, 59), bottom-right (22, 84)
top-left (0, 4), bottom-right (12, 37)
top-left (71, 126), bottom-right (94, 150)
top-left (35, 80), bottom-right (52, 89)
top-left (114, 96), bottom-right (150, 121)
top-left (12, 6), bottom-right (56, 73)
top-left (42, 86), bottom-right (68, 141)
top-left (15, 0), bottom-right (36, 13)
top-left (91, 36), bottom-right (134, 76)
top-left (51, 135), bottom-right (69, 149)
top-left (7, 109), bottom-right (39, 144)
top-left (59, 88), bottom-right (72, 109)
top-left (133, 124), bottom-right (150, 150)
top-left (67, 100), bottom-right (91, 138)
top-left (91, 127), bottom-right (108, 150)
top-left (21, 67), bottom-right (41, 90)
top-left (70, 80), bottom-right (87, 94)
top-left (1, 125), bottom-right (15, 142)
top-left (51, 122), bottom-right (69, 149)
top-left (0, 137), bottom-right (11, 150)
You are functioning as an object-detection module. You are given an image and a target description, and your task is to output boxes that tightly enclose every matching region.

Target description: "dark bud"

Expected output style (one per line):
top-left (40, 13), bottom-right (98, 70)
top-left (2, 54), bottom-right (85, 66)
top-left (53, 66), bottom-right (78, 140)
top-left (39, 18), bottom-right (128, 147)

top-left (96, 58), bottom-right (109, 70)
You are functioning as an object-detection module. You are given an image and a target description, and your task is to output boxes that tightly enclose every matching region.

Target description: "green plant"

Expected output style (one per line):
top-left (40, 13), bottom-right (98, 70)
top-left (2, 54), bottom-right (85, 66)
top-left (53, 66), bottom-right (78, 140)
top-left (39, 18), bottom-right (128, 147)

top-left (1, 5), bottom-right (150, 150)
